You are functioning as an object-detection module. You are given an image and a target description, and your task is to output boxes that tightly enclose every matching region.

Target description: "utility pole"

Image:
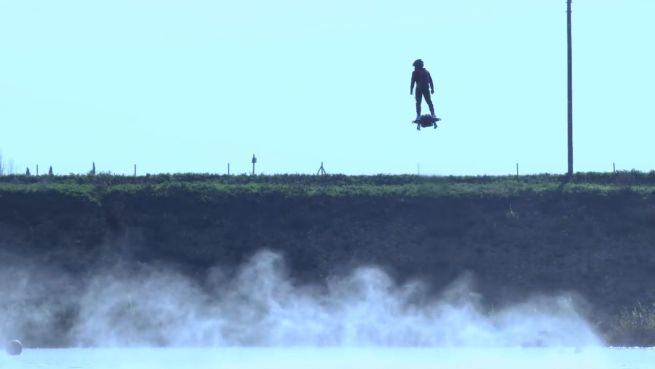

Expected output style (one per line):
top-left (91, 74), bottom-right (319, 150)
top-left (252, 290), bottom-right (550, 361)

top-left (567, 0), bottom-right (574, 176)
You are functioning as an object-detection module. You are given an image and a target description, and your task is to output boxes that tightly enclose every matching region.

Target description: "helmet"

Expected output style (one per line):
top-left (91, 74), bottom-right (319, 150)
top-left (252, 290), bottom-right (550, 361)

top-left (413, 59), bottom-right (424, 68)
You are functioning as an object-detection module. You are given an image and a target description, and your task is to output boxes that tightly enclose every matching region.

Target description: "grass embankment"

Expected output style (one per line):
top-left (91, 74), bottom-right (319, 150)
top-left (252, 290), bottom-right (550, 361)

top-left (2, 171), bottom-right (655, 201)
top-left (1, 172), bottom-right (655, 346)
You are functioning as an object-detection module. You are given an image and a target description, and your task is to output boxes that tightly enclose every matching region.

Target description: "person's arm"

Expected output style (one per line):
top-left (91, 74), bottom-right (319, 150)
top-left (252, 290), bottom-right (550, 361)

top-left (410, 71), bottom-right (416, 95)
top-left (428, 71), bottom-right (434, 94)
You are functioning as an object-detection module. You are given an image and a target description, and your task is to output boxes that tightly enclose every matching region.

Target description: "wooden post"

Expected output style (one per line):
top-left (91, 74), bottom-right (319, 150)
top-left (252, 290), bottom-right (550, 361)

top-left (228, 163), bottom-right (230, 175)
top-left (613, 162), bottom-right (616, 173)
top-left (516, 163), bottom-right (519, 178)
top-left (36, 165), bottom-right (39, 176)
top-left (134, 164), bottom-right (137, 177)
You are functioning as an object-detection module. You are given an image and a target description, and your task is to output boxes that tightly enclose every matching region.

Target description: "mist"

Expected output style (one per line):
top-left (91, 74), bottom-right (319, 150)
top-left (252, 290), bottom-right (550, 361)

top-left (0, 250), bottom-right (602, 348)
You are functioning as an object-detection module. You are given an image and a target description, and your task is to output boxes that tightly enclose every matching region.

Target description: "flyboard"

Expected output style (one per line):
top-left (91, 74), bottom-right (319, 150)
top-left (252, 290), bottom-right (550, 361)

top-left (412, 115), bottom-right (441, 130)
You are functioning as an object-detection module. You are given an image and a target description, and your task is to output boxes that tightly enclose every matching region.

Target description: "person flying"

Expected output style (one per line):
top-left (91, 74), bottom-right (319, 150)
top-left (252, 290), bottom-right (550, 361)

top-left (410, 59), bottom-right (437, 121)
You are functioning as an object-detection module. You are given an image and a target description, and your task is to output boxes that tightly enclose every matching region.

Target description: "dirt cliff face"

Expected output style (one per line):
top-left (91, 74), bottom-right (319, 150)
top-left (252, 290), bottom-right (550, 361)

top-left (1, 189), bottom-right (655, 346)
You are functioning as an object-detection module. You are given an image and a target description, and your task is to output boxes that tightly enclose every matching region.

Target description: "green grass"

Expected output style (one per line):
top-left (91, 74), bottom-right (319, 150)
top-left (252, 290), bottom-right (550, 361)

top-left (1, 171), bottom-right (655, 202)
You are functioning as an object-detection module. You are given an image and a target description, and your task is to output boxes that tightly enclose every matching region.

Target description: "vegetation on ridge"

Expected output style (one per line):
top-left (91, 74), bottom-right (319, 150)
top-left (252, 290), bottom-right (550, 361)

top-left (1, 171), bottom-right (655, 202)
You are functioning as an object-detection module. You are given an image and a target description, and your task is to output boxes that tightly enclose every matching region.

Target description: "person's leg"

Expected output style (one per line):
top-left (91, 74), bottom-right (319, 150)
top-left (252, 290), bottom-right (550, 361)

top-left (424, 90), bottom-right (435, 117)
top-left (415, 90), bottom-right (423, 118)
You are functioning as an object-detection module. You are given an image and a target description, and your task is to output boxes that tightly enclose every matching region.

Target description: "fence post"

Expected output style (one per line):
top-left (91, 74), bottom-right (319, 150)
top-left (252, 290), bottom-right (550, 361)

top-left (516, 163), bottom-right (519, 179)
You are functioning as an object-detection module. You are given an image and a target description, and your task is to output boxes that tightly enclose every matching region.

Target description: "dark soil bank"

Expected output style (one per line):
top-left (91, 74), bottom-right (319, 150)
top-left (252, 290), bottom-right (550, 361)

top-left (1, 189), bottom-right (655, 346)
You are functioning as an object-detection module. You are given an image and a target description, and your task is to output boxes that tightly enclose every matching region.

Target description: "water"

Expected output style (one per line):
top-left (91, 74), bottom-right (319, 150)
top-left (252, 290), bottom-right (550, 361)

top-left (0, 252), bottom-right (605, 348)
top-left (3, 251), bottom-right (652, 367)
top-left (2, 348), bottom-right (654, 369)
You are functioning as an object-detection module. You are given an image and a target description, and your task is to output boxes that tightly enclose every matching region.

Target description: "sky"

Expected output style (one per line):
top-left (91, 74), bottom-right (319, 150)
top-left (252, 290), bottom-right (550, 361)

top-left (0, 0), bottom-right (653, 176)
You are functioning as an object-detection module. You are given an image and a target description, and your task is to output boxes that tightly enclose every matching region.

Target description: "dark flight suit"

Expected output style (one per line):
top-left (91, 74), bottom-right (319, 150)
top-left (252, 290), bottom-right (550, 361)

top-left (411, 68), bottom-right (435, 116)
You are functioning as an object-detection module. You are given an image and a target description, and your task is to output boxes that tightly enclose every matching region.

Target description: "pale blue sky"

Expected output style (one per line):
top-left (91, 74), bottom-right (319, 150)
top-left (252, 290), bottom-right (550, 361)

top-left (1, 0), bottom-right (653, 175)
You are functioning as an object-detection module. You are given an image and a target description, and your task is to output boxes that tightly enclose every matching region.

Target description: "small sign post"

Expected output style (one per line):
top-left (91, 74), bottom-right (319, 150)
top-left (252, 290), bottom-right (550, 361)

top-left (251, 154), bottom-right (257, 175)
